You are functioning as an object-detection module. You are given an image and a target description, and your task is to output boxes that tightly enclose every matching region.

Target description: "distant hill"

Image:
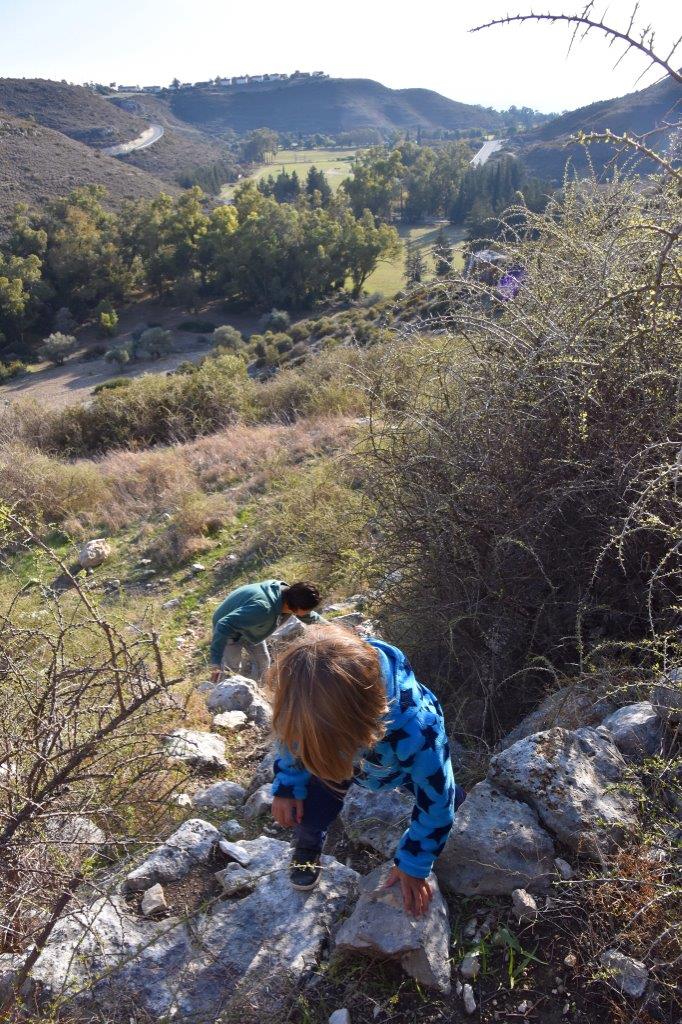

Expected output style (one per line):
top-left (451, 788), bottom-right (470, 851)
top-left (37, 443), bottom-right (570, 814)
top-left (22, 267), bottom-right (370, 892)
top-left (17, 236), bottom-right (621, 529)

top-left (0, 78), bottom-right (146, 147)
top-left (170, 77), bottom-right (506, 135)
top-left (0, 112), bottom-right (178, 227)
top-left (514, 76), bottom-right (681, 181)
top-left (0, 80), bottom-right (236, 217)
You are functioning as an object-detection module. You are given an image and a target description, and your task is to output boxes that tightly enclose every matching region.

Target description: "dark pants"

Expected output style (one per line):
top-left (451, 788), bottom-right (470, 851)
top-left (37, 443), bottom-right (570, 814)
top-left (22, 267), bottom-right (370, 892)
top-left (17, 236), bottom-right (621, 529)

top-left (294, 776), bottom-right (466, 853)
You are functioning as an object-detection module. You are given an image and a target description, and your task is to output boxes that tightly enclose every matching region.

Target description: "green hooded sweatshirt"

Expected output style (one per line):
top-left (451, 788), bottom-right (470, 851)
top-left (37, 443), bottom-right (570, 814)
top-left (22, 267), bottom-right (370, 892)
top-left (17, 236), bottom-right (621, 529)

top-left (210, 579), bottom-right (322, 666)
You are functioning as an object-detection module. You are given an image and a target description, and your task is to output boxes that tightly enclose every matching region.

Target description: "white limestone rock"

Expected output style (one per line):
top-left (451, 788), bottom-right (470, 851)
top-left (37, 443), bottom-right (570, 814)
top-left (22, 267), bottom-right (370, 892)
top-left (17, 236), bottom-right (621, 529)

top-left (124, 819), bottom-right (220, 892)
top-left (30, 836), bottom-right (359, 1019)
top-left (488, 727), bottom-right (639, 859)
top-left (212, 710), bottom-right (248, 732)
top-left (165, 729), bottom-right (227, 772)
top-left (436, 781), bottom-right (555, 895)
top-left (511, 888), bottom-right (538, 923)
top-left (193, 780), bottom-right (246, 811)
top-left (335, 862), bottom-right (451, 994)
top-left (78, 538), bottom-right (111, 569)
top-left (243, 783), bottom-right (273, 820)
top-left (599, 949), bottom-right (648, 998)
top-left (140, 883), bottom-right (168, 918)
top-left (602, 703), bottom-right (663, 761)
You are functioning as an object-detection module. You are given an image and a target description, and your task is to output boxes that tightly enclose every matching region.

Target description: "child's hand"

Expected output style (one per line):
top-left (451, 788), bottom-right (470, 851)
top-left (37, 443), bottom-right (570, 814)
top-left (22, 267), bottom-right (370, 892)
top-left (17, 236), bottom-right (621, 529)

top-left (272, 796), bottom-right (304, 828)
top-left (383, 865), bottom-right (433, 917)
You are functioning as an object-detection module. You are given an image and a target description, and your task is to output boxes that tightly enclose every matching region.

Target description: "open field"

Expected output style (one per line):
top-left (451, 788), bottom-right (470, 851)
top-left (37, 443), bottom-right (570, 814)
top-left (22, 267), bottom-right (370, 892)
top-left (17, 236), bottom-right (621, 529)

top-left (220, 148), bottom-right (356, 200)
top-left (365, 222), bottom-right (467, 297)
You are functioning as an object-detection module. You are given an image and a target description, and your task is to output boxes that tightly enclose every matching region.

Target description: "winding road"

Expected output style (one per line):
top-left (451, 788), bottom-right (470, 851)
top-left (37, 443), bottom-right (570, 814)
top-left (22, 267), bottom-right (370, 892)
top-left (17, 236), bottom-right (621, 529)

top-left (103, 123), bottom-right (165, 157)
top-left (471, 139), bottom-right (504, 167)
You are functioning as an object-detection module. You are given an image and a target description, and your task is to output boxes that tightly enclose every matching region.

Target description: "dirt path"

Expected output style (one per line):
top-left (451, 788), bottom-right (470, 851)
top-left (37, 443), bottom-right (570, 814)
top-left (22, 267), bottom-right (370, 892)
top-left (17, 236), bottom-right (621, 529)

top-left (1, 299), bottom-right (260, 411)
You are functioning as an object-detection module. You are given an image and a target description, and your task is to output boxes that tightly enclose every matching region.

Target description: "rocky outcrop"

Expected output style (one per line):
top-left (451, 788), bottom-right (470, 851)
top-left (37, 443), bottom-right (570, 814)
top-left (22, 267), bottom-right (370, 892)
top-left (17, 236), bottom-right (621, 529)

top-left (78, 538), bottom-right (111, 569)
top-left (436, 781), bottom-right (556, 895)
top-left (165, 729), bottom-right (228, 772)
top-left (602, 703), bottom-right (663, 761)
top-left (498, 686), bottom-right (614, 750)
top-left (335, 862), bottom-right (451, 994)
top-left (339, 787), bottom-right (414, 858)
top-left (124, 819), bottom-right (220, 892)
top-left (489, 727), bottom-right (639, 859)
top-left (29, 835), bottom-right (359, 1021)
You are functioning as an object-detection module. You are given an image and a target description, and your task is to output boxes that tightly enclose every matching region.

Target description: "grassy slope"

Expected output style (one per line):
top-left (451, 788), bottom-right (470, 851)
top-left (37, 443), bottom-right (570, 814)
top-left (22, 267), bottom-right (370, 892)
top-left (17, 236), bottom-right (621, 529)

top-left (365, 222), bottom-right (466, 296)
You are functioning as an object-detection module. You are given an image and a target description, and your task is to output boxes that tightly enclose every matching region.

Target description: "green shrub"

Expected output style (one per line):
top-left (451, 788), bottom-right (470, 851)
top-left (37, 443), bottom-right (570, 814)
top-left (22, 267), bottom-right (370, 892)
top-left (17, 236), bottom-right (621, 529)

top-left (212, 325), bottom-right (244, 351)
top-left (133, 327), bottom-right (172, 361)
top-left (80, 343), bottom-right (108, 362)
top-left (0, 360), bottom-right (25, 384)
top-left (104, 346), bottom-right (130, 369)
top-left (38, 332), bottom-right (76, 366)
top-left (93, 377), bottom-right (132, 395)
top-left (260, 308), bottom-right (291, 332)
top-left (288, 321), bottom-right (312, 343)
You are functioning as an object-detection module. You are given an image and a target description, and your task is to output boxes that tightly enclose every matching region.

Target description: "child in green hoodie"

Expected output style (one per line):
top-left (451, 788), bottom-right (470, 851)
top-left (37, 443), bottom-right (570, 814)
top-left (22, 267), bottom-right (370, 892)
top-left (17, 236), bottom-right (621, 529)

top-left (210, 579), bottom-right (322, 681)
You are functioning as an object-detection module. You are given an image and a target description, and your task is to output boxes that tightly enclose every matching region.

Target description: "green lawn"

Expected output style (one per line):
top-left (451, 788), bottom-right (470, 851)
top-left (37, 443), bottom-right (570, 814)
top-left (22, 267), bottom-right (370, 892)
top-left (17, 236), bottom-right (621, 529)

top-left (364, 223), bottom-right (467, 297)
top-left (220, 148), bottom-right (357, 201)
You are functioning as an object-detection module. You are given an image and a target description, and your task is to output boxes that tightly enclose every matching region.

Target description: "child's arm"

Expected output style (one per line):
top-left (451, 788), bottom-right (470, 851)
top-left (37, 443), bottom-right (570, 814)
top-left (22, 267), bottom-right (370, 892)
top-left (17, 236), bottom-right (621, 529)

top-left (393, 719), bottom-right (456, 879)
top-left (272, 741), bottom-right (311, 800)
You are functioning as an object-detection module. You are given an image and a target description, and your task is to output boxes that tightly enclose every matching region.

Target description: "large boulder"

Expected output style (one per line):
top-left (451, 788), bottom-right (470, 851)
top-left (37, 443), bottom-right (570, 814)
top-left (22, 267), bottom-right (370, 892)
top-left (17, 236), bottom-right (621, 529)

top-left (602, 703), bottom-right (663, 761)
top-left (78, 538), bottom-right (111, 569)
top-left (436, 781), bottom-right (555, 895)
top-left (651, 667), bottom-right (681, 725)
top-left (165, 729), bottom-right (228, 772)
top-left (124, 819), bottom-right (220, 893)
top-left (489, 727), bottom-right (639, 859)
top-left (498, 686), bottom-right (614, 751)
top-left (335, 862), bottom-right (451, 994)
top-left (339, 787), bottom-right (414, 858)
top-left (30, 836), bottom-right (358, 1021)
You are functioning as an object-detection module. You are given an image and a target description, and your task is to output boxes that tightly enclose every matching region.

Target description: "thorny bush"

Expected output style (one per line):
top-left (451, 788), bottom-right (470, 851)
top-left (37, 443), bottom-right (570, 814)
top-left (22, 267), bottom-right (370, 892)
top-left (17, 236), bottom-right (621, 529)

top-left (363, 173), bottom-right (681, 735)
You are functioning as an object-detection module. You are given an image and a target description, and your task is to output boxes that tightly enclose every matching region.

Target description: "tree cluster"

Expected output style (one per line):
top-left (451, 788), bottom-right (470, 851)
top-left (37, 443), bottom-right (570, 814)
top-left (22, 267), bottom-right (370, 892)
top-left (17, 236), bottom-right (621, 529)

top-left (0, 181), bottom-right (400, 353)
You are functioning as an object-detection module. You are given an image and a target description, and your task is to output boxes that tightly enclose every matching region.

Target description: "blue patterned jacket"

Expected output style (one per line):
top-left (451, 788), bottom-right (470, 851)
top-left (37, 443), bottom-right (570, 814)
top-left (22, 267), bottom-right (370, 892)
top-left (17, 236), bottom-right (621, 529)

top-left (272, 637), bottom-right (456, 879)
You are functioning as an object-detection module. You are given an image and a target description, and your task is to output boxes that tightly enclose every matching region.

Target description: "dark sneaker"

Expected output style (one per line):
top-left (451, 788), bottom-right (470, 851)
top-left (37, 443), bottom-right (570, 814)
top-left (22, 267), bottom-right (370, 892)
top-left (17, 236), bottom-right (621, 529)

top-left (290, 846), bottom-right (322, 891)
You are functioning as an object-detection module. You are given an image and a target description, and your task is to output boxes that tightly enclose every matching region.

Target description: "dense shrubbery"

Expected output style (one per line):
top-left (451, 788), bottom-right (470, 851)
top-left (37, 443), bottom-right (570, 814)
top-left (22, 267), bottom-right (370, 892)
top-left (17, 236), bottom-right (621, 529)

top-left (362, 175), bottom-right (681, 733)
top-left (35, 352), bottom-right (253, 456)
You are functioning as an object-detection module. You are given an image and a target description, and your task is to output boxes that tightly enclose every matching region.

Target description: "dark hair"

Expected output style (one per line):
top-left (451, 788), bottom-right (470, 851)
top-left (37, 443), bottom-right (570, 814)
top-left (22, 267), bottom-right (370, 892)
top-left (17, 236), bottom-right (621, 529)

top-left (283, 581), bottom-right (320, 611)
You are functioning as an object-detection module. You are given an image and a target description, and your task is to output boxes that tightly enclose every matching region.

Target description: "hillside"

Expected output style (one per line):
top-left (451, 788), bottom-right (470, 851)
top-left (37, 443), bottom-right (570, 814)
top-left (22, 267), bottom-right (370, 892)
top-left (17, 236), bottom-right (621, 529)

top-left (0, 112), bottom-right (178, 225)
top-left (0, 78), bottom-right (146, 147)
top-left (514, 75), bottom-right (682, 180)
top-left (170, 77), bottom-right (506, 135)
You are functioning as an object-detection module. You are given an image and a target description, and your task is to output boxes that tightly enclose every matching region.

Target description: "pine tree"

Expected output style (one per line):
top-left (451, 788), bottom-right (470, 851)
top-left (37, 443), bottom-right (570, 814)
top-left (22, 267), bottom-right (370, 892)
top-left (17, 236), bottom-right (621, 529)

top-left (405, 241), bottom-right (426, 285)
top-left (433, 228), bottom-right (453, 276)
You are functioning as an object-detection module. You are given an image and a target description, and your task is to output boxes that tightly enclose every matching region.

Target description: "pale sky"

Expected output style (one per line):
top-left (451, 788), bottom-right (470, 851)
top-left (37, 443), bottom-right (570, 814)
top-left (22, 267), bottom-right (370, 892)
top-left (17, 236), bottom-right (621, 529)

top-left (0, 0), bottom-right (679, 113)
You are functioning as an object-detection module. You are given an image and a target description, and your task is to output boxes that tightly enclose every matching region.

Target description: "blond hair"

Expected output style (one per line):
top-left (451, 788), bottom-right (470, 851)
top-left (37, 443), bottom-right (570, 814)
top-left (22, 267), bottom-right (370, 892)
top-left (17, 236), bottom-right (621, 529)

top-left (267, 624), bottom-right (388, 783)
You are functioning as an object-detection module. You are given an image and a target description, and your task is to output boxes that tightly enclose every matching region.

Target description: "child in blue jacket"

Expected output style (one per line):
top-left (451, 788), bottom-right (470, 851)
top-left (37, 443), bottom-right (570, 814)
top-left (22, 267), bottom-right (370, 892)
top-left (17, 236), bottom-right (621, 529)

top-left (269, 624), bottom-right (461, 916)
